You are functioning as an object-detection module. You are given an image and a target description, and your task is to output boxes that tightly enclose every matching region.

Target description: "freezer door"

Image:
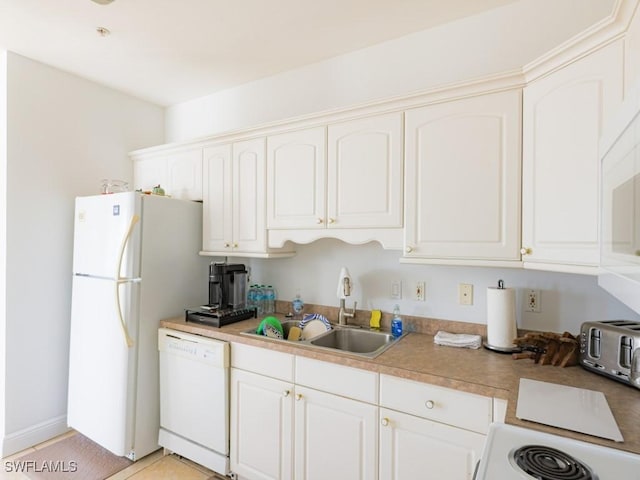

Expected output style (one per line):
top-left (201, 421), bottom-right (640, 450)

top-left (72, 192), bottom-right (141, 279)
top-left (68, 275), bottom-right (139, 457)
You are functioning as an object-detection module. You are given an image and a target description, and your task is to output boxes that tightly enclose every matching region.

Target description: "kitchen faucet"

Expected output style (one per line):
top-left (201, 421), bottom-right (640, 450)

top-left (337, 269), bottom-right (357, 326)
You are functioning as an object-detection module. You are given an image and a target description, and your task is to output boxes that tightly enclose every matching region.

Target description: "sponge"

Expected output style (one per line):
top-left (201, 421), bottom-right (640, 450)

top-left (370, 310), bottom-right (381, 329)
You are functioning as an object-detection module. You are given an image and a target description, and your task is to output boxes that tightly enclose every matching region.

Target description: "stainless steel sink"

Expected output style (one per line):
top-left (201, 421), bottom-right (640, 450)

top-left (309, 328), bottom-right (397, 357)
top-left (241, 320), bottom-right (402, 358)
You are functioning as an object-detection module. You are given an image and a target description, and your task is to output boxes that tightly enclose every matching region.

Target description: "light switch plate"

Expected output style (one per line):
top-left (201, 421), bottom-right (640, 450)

top-left (391, 280), bottom-right (402, 299)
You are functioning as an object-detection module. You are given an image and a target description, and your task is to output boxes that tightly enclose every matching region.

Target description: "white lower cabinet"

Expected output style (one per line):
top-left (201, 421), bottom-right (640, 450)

top-left (230, 368), bottom-right (294, 480)
top-left (294, 385), bottom-right (378, 480)
top-left (379, 408), bottom-right (485, 480)
top-left (230, 344), bottom-right (495, 480)
top-left (379, 374), bottom-right (492, 480)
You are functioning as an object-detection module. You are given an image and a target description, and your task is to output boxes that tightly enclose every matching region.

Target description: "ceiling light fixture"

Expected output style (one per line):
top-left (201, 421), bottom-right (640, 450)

top-left (90, 0), bottom-right (116, 4)
top-left (96, 27), bottom-right (111, 37)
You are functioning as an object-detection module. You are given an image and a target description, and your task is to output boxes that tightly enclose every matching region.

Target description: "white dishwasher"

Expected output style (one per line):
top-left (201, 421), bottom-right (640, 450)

top-left (158, 328), bottom-right (230, 475)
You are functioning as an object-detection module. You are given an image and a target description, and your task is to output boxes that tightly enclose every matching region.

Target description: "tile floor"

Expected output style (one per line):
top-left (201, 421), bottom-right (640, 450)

top-left (0, 431), bottom-right (228, 480)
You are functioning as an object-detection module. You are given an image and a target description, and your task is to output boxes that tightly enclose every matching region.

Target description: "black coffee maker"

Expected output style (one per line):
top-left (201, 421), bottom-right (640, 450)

top-left (185, 262), bottom-right (256, 327)
top-left (208, 262), bottom-right (248, 309)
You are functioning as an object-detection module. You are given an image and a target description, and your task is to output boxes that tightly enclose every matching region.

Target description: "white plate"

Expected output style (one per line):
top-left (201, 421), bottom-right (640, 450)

top-left (301, 319), bottom-right (331, 340)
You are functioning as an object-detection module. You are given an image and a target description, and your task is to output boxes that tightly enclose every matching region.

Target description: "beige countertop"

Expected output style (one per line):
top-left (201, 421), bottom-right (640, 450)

top-left (160, 314), bottom-right (640, 457)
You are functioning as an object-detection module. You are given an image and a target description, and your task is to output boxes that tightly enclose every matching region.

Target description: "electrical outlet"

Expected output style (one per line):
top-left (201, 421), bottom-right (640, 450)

top-left (391, 280), bottom-right (402, 300)
top-left (415, 281), bottom-right (425, 301)
top-left (526, 289), bottom-right (541, 313)
top-left (458, 283), bottom-right (473, 305)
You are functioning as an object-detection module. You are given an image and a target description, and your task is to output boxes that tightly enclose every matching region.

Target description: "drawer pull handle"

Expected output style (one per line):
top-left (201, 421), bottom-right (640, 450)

top-left (425, 400), bottom-right (435, 409)
top-left (296, 393), bottom-right (303, 401)
top-left (381, 417), bottom-right (390, 427)
top-left (283, 390), bottom-right (290, 397)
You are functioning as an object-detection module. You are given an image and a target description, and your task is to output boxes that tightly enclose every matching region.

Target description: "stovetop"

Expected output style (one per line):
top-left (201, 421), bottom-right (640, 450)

top-left (474, 423), bottom-right (640, 479)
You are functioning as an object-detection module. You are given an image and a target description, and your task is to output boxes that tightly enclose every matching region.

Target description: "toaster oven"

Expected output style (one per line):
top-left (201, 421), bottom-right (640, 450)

top-left (579, 320), bottom-right (640, 388)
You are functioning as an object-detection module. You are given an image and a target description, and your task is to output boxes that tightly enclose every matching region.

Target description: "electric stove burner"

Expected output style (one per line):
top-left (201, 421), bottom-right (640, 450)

top-left (509, 445), bottom-right (597, 480)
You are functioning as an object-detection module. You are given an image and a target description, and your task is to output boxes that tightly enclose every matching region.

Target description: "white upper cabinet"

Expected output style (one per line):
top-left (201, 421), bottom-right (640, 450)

top-left (166, 149), bottom-right (203, 200)
top-left (625, 6), bottom-right (640, 97)
top-left (203, 139), bottom-right (294, 257)
top-left (327, 113), bottom-right (404, 229)
top-left (267, 113), bottom-right (404, 249)
top-left (403, 89), bottom-right (522, 264)
top-left (267, 127), bottom-right (327, 229)
top-left (202, 144), bottom-right (233, 253)
top-left (522, 40), bottom-right (624, 272)
top-left (132, 148), bottom-right (202, 201)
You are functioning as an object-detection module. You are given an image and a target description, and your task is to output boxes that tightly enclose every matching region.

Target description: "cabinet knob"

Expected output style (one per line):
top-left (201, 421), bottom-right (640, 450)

top-left (316, 218), bottom-right (324, 224)
top-left (296, 393), bottom-right (303, 401)
top-left (405, 246), bottom-right (413, 254)
top-left (328, 218), bottom-right (335, 224)
top-left (224, 242), bottom-right (230, 248)
top-left (425, 400), bottom-right (435, 409)
top-left (283, 390), bottom-right (290, 397)
top-left (520, 247), bottom-right (532, 255)
top-left (380, 417), bottom-right (390, 427)
top-left (232, 243), bottom-right (238, 248)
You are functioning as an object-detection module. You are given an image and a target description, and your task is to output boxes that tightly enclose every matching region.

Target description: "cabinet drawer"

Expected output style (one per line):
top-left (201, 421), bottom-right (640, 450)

top-left (379, 374), bottom-right (492, 434)
top-left (231, 342), bottom-right (294, 382)
top-left (295, 356), bottom-right (378, 404)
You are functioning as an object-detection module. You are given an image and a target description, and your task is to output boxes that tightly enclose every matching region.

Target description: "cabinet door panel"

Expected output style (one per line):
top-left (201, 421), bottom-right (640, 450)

top-left (328, 112), bottom-right (403, 228)
top-left (294, 386), bottom-right (378, 480)
top-left (230, 369), bottom-right (293, 480)
top-left (522, 40), bottom-right (623, 267)
top-left (405, 90), bottom-right (521, 260)
top-left (233, 138), bottom-right (267, 252)
top-left (267, 127), bottom-right (326, 229)
top-left (166, 149), bottom-right (203, 200)
top-left (203, 145), bottom-right (232, 252)
top-left (379, 408), bottom-right (485, 480)
top-left (133, 155), bottom-right (168, 192)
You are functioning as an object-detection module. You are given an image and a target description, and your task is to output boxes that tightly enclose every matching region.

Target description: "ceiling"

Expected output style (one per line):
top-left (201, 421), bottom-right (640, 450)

top-left (0, 0), bottom-right (613, 107)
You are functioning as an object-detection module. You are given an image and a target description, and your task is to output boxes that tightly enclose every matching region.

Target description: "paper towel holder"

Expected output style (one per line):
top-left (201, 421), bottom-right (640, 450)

top-left (483, 279), bottom-right (522, 354)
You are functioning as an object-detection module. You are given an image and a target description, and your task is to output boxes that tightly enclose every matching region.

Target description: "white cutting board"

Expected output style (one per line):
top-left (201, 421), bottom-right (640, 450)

top-left (516, 378), bottom-right (623, 442)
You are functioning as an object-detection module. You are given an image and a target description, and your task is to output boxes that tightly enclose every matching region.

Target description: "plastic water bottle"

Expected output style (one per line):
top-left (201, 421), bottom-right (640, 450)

top-left (264, 285), bottom-right (276, 314)
top-left (247, 285), bottom-right (257, 311)
top-left (391, 304), bottom-right (403, 338)
top-left (292, 293), bottom-right (304, 319)
top-left (255, 285), bottom-right (265, 315)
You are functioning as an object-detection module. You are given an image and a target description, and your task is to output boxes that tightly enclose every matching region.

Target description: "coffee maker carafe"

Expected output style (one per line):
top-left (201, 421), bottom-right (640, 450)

top-left (209, 262), bottom-right (248, 309)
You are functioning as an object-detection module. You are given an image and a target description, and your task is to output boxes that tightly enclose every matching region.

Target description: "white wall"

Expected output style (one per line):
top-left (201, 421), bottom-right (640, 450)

top-left (162, 0), bottom-right (639, 334)
top-left (0, 52), bottom-right (164, 456)
top-left (165, 0), bottom-right (613, 142)
top-left (246, 239), bottom-right (640, 334)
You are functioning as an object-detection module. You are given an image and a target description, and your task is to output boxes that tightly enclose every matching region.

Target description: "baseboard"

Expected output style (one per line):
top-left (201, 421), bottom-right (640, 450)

top-left (2, 414), bottom-right (70, 457)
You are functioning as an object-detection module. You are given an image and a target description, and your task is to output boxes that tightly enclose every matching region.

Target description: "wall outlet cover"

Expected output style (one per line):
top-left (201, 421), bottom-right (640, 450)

top-left (458, 283), bottom-right (473, 305)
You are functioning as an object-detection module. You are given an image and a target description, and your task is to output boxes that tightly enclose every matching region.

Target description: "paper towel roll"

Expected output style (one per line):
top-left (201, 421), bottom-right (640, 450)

top-left (486, 286), bottom-right (517, 350)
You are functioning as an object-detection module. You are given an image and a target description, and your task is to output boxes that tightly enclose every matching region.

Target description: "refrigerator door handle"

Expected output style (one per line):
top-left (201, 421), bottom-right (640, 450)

top-left (116, 281), bottom-right (134, 348)
top-left (114, 214), bottom-right (140, 348)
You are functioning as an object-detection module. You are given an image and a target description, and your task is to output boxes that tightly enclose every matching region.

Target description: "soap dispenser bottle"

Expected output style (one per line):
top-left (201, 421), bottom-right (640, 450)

top-left (391, 304), bottom-right (403, 338)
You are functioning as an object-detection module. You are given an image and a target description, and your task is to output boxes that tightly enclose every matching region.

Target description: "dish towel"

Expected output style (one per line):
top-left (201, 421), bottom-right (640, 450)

top-left (434, 331), bottom-right (482, 349)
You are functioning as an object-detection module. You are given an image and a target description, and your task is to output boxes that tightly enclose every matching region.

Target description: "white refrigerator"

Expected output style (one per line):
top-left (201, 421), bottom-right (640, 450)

top-left (67, 192), bottom-right (208, 461)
